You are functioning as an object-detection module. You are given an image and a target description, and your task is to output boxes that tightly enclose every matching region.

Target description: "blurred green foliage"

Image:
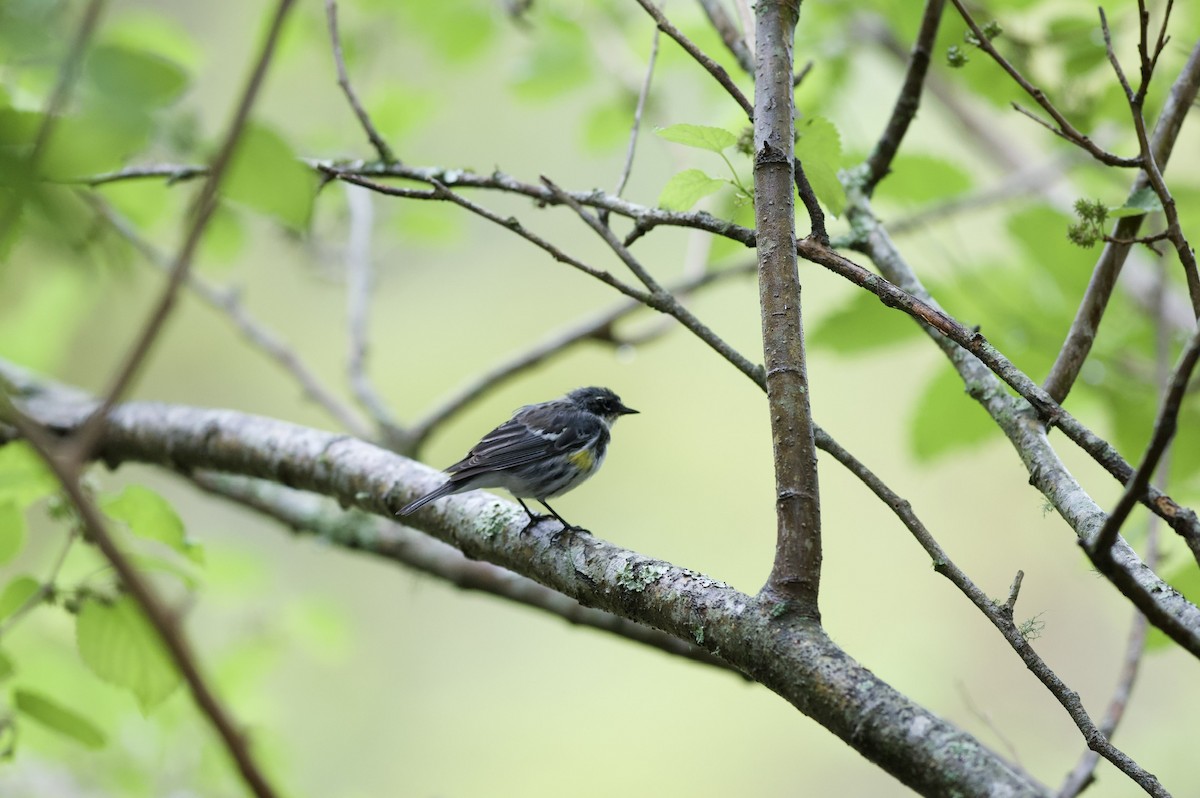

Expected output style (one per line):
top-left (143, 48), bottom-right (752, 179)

top-left (0, 0), bottom-right (1198, 795)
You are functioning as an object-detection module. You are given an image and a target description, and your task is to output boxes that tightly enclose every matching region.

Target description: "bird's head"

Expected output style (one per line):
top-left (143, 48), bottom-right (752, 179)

top-left (567, 386), bottom-right (638, 424)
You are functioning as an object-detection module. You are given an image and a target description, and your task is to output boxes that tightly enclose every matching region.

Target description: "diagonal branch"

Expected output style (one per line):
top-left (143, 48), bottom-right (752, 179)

top-left (83, 194), bottom-right (373, 439)
top-left (65, 0), bottom-right (299, 469)
top-left (631, 0), bottom-right (754, 118)
top-left (820, 436), bottom-right (1167, 797)
top-left (696, 0), bottom-right (755, 74)
top-left (863, 0), bottom-right (945, 193)
top-left (324, 0), bottom-right (396, 163)
top-left (947, 0), bottom-right (1139, 167)
top-left (408, 261), bottom-right (756, 451)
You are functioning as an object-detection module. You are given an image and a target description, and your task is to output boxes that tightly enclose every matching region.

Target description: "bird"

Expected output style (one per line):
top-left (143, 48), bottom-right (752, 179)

top-left (397, 386), bottom-right (638, 532)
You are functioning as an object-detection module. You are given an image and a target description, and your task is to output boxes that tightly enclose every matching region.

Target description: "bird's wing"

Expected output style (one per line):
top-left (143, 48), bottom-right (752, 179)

top-left (446, 405), bottom-right (598, 478)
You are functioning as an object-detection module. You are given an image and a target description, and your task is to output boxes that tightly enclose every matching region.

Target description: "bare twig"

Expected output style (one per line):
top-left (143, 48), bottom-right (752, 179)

top-left (0, 528), bottom-right (76, 639)
top-left (631, 0), bottom-right (754, 119)
top-left (1045, 38), bottom-right (1200, 398)
top-left (947, 0), bottom-right (1139, 167)
top-left (696, 0), bottom-right (755, 74)
top-left (612, 27), bottom-right (659, 203)
top-left (192, 472), bottom-right (742, 675)
top-left (1098, 9), bottom-right (1200, 315)
top-left (1058, 259), bottom-right (1172, 798)
top-left (818, 433), bottom-right (1168, 797)
top-left (342, 183), bottom-right (408, 450)
top-left (66, 0), bottom-right (299, 468)
top-left (793, 60), bottom-right (812, 87)
top-left (324, 0), bottom-right (396, 163)
top-left (408, 261), bottom-right (756, 451)
top-left (0, 0), bottom-right (107, 240)
top-left (84, 195), bottom-right (372, 439)
top-left (863, 0), bottom-right (945, 193)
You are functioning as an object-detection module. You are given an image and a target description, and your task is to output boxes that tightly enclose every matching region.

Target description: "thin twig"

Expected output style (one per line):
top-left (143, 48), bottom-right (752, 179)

top-left (342, 183), bottom-right (408, 450)
top-left (1042, 39), bottom-right (1200, 401)
top-left (863, 0), bottom-right (945, 194)
top-left (1058, 258), bottom-right (1172, 798)
top-left (0, 0), bottom-right (108, 240)
top-left (612, 27), bottom-right (659, 203)
top-left (1099, 8), bottom-right (1200, 315)
top-left (84, 194), bottom-right (373, 439)
top-left (696, 0), bottom-right (755, 75)
top-left (537, 178), bottom-right (763, 387)
top-left (408, 261), bottom-right (756, 451)
top-left (818, 433), bottom-right (1168, 797)
top-left (631, 0), bottom-right (754, 119)
top-left (324, 0), bottom-right (396, 163)
top-left (0, 528), bottom-right (77, 639)
top-left (947, 0), bottom-right (1139, 167)
top-left (65, 0), bottom-right (299, 470)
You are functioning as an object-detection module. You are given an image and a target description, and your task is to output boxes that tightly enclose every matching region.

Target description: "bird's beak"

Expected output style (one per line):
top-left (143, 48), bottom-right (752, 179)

top-left (618, 403), bottom-right (639, 415)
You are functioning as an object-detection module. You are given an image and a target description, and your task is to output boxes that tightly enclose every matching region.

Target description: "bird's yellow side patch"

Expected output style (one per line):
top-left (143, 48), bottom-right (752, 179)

top-left (569, 448), bottom-right (595, 471)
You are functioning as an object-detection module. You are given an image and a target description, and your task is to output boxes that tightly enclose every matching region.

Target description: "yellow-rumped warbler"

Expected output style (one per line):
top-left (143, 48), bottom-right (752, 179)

top-left (398, 386), bottom-right (638, 531)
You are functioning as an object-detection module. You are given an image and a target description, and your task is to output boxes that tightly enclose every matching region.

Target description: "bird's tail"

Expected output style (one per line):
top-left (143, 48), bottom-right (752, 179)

top-left (398, 480), bottom-right (455, 516)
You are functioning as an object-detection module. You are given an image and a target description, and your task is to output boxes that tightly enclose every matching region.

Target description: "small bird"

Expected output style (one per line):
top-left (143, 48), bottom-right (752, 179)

top-left (398, 386), bottom-right (638, 531)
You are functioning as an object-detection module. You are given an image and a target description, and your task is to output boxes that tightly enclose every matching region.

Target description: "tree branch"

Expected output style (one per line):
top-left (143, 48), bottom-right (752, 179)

top-left (753, 0), bottom-right (821, 614)
top-left (191, 472), bottom-right (740, 675)
top-left (946, 0), bottom-right (1139, 167)
top-left (2, 366), bottom-right (1050, 797)
top-left (65, 0), bottom-right (298, 469)
top-left (631, 0), bottom-right (754, 119)
top-left (818, 435), bottom-right (1167, 797)
top-left (696, 0), bottom-right (755, 75)
top-left (324, 0), bottom-right (396, 163)
top-left (863, 0), bottom-right (945, 194)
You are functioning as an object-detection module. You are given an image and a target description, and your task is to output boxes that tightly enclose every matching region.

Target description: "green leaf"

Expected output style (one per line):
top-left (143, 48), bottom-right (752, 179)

top-left (86, 44), bottom-right (189, 108)
top-left (76, 596), bottom-right (181, 713)
top-left (795, 116), bottom-right (845, 217)
top-left (0, 443), bottom-right (58, 507)
top-left (877, 153), bottom-right (973, 204)
top-left (0, 649), bottom-right (14, 681)
top-left (13, 688), bottom-right (106, 749)
top-left (222, 122), bottom-right (317, 229)
top-left (101, 485), bottom-right (202, 564)
top-left (0, 576), bottom-right (40, 622)
top-left (1109, 186), bottom-right (1163, 218)
top-left (810, 289), bottom-right (924, 353)
top-left (0, 502), bottom-right (25, 564)
top-left (655, 124), bottom-right (738, 153)
top-left (658, 169), bottom-right (727, 211)
top-left (910, 366), bottom-right (997, 461)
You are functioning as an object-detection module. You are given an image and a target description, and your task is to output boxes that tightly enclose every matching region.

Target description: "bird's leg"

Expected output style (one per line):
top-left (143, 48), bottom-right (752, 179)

top-left (537, 500), bottom-right (586, 537)
top-left (516, 498), bottom-right (553, 534)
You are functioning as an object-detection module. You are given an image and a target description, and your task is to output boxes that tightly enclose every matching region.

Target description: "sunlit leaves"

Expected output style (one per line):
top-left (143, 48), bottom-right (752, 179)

top-left (810, 289), bottom-right (923, 353)
top-left (658, 169), bottom-right (726, 211)
top-left (13, 689), bottom-right (106, 749)
top-left (0, 443), bottom-right (58, 507)
top-left (878, 154), bottom-right (973, 204)
top-left (0, 502), bottom-right (25, 565)
top-left (222, 122), bottom-right (317, 230)
top-left (0, 576), bottom-right (39, 623)
top-left (101, 485), bottom-right (202, 565)
top-left (910, 366), bottom-right (998, 461)
top-left (656, 124), bottom-right (737, 153)
top-left (85, 44), bottom-right (189, 109)
top-left (795, 116), bottom-right (845, 217)
top-left (76, 596), bottom-right (181, 713)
